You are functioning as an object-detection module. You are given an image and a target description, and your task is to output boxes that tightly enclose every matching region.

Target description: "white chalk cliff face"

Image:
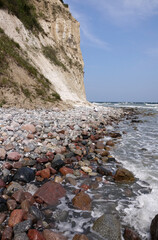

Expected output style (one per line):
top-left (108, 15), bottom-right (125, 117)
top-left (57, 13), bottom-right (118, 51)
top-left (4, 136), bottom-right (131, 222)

top-left (0, 0), bottom-right (86, 106)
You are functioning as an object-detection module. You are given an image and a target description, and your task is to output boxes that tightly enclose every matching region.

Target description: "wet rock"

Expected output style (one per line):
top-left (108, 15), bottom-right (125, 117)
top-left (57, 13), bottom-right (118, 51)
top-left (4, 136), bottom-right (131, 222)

top-left (150, 214), bottom-right (158, 240)
top-left (59, 166), bottom-right (73, 176)
top-left (106, 140), bottom-right (115, 146)
top-left (34, 181), bottom-right (66, 205)
top-left (97, 166), bottom-right (113, 176)
top-left (51, 159), bottom-right (65, 170)
top-left (29, 205), bottom-right (44, 220)
top-left (14, 232), bottom-right (29, 240)
top-left (101, 150), bottom-right (109, 157)
top-left (123, 227), bottom-right (141, 240)
top-left (1, 226), bottom-right (13, 240)
top-left (43, 229), bottom-right (68, 240)
top-left (7, 152), bottom-right (21, 161)
top-left (0, 148), bottom-right (6, 160)
top-left (27, 229), bottom-right (45, 240)
top-left (0, 197), bottom-right (7, 212)
top-left (13, 220), bottom-right (33, 234)
top-left (8, 209), bottom-right (24, 227)
top-left (114, 168), bottom-right (135, 183)
top-left (21, 124), bottom-right (36, 133)
top-left (65, 177), bottom-right (77, 186)
top-left (7, 199), bottom-right (17, 210)
top-left (53, 209), bottom-right (68, 222)
top-left (72, 191), bottom-right (91, 211)
top-left (73, 234), bottom-right (89, 240)
top-left (0, 212), bottom-right (6, 224)
top-left (13, 167), bottom-right (35, 183)
top-left (92, 213), bottom-right (121, 240)
top-left (110, 132), bottom-right (122, 138)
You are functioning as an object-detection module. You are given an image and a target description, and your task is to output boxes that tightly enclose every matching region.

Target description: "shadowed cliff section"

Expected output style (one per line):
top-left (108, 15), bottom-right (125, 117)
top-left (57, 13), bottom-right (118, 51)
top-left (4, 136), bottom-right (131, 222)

top-left (0, 0), bottom-right (86, 108)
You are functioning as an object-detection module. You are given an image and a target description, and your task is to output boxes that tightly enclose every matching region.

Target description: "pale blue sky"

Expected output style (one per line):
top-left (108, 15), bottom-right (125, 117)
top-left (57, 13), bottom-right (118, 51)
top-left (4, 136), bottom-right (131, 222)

top-left (65, 0), bottom-right (158, 102)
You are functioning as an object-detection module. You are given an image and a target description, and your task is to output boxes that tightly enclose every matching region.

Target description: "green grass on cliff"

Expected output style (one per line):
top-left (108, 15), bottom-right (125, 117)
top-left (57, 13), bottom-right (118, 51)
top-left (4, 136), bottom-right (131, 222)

top-left (0, 0), bottom-right (42, 32)
top-left (0, 28), bottom-right (61, 104)
top-left (43, 45), bottom-right (68, 71)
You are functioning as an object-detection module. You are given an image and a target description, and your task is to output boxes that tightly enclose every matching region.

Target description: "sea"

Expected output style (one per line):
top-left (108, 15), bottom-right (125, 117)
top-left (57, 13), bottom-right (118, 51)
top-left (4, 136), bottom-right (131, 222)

top-left (98, 102), bottom-right (158, 239)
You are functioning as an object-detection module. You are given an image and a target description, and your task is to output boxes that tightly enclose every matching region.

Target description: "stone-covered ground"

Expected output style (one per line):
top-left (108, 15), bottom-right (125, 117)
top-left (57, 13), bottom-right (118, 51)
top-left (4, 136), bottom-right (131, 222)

top-left (0, 106), bottom-right (142, 240)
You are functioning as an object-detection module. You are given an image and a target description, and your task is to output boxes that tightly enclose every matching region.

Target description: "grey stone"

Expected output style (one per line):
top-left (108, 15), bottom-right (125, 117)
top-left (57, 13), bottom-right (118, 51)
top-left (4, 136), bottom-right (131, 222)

top-left (6, 182), bottom-right (23, 194)
top-left (92, 214), bottom-right (121, 240)
top-left (14, 232), bottom-right (29, 240)
top-left (13, 220), bottom-right (32, 233)
top-left (53, 210), bottom-right (68, 222)
top-left (29, 205), bottom-right (44, 220)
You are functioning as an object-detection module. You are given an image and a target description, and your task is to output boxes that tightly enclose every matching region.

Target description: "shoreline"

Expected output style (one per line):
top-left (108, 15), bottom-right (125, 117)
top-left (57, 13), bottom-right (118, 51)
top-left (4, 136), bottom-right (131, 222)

top-left (0, 105), bottom-right (143, 240)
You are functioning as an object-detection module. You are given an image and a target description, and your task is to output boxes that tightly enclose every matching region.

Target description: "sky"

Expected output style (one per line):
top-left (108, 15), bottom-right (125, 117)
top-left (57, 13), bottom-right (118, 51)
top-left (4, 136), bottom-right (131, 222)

top-left (65, 0), bottom-right (158, 102)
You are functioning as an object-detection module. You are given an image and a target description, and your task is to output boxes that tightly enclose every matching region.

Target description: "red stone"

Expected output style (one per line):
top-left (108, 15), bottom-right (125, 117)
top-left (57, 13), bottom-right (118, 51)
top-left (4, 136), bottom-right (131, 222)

top-left (80, 184), bottom-right (90, 191)
top-left (21, 124), bottom-right (36, 133)
top-left (43, 229), bottom-right (67, 240)
top-left (2, 162), bottom-right (12, 170)
top-left (7, 152), bottom-right (21, 161)
top-left (13, 162), bottom-right (23, 169)
top-left (37, 158), bottom-right (49, 163)
top-left (72, 191), bottom-right (91, 211)
top-left (8, 209), bottom-right (24, 227)
top-left (28, 229), bottom-right (46, 240)
top-left (34, 181), bottom-right (66, 205)
top-left (40, 168), bottom-right (50, 179)
top-left (59, 166), bottom-right (73, 176)
top-left (27, 134), bottom-right (34, 139)
top-left (1, 226), bottom-right (13, 240)
top-left (0, 179), bottom-right (6, 188)
top-left (123, 227), bottom-right (141, 240)
top-left (90, 135), bottom-right (96, 141)
top-left (46, 152), bottom-right (54, 161)
top-left (73, 234), bottom-right (89, 240)
top-left (106, 140), bottom-right (115, 147)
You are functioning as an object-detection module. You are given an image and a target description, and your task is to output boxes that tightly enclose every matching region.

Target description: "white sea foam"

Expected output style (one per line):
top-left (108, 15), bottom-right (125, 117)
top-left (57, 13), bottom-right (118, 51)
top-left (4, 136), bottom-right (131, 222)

top-left (109, 103), bottom-right (158, 239)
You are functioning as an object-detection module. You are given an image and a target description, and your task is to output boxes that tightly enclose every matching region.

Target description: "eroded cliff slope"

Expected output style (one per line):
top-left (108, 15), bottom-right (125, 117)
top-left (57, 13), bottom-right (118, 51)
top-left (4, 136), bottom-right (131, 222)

top-left (0, 0), bottom-right (86, 108)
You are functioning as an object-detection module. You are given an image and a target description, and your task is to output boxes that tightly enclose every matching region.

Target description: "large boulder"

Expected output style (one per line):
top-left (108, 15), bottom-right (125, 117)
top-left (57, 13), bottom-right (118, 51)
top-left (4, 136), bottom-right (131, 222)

top-left (150, 214), bottom-right (158, 240)
top-left (34, 181), bottom-right (66, 205)
top-left (114, 168), bottom-right (135, 183)
top-left (92, 213), bottom-right (121, 240)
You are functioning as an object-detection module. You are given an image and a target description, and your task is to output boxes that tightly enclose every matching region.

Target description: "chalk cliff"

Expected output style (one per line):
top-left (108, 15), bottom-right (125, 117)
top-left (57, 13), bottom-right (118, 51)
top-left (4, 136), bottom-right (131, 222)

top-left (0, 0), bottom-right (86, 108)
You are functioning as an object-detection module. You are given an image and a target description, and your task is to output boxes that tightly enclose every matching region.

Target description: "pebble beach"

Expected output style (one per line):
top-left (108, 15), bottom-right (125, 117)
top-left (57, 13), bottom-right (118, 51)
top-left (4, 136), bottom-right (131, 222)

top-left (0, 105), bottom-right (142, 240)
